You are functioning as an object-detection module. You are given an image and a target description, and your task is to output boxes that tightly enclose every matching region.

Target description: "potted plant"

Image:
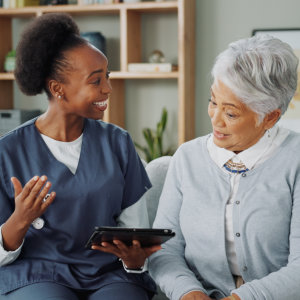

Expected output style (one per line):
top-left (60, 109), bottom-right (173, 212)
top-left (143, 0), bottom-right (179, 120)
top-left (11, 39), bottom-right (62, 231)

top-left (135, 107), bottom-right (174, 163)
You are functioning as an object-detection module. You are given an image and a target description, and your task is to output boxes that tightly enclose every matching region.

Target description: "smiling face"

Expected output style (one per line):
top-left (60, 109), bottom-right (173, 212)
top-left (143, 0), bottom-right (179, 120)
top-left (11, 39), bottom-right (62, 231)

top-left (58, 44), bottom-right (112, 120)
top-left (208, 80), bottom-right (275, 153)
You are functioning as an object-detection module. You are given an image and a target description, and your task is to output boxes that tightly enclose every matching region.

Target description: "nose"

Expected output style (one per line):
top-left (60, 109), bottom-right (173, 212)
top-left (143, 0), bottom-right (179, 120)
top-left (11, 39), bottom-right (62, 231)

top-left (210, 107), bottom-right (224, 127)
top-left (101, 79), bottom-right (112, 95)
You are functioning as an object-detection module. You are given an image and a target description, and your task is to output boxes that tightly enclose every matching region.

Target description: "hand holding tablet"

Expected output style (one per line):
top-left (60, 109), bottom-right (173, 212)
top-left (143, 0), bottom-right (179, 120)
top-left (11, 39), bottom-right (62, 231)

top-left (85, 226), bottom-right (175, 248)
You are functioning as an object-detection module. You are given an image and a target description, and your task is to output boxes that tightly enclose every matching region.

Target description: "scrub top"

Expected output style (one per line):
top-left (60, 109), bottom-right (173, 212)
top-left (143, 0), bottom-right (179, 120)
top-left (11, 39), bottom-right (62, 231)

top-left (0, 118), bottom-right (155, 295)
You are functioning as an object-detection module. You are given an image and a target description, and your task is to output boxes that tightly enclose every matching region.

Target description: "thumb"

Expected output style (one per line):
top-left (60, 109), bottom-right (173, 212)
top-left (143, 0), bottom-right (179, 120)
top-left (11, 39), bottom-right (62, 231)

top-left (11, 177), bottom-right (23, 198)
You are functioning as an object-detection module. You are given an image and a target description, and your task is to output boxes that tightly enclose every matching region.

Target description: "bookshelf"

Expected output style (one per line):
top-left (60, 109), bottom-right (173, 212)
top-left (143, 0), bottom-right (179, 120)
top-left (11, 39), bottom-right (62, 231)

top-left (0, 0), bottom-right (195, 145)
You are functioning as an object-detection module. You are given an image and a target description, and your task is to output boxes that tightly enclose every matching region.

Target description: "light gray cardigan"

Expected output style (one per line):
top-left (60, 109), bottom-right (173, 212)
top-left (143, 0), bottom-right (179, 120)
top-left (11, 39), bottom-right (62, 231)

top-left (148, 132), bottom-right (300, 300)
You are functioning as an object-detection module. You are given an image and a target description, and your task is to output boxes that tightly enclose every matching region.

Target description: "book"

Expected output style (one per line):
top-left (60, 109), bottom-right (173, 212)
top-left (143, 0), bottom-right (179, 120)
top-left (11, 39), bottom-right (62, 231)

top-left (128, 63), bottom-right (177, 73)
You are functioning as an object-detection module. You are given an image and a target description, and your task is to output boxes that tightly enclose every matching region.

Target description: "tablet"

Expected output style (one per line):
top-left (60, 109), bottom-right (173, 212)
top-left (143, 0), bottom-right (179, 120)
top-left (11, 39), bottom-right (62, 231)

top-left (85, 226), bottom-right (175, 248)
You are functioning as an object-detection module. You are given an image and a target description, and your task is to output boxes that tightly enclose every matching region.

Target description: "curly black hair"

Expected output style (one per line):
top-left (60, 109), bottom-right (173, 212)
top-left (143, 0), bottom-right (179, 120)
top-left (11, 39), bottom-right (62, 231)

top-left (14, 13), bottom-right (87, 98)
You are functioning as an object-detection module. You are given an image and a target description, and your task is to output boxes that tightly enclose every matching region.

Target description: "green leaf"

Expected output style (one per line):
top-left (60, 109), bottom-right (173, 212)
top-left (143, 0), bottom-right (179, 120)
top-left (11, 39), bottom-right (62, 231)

top-left (134, 108), bottom-right (175, 162)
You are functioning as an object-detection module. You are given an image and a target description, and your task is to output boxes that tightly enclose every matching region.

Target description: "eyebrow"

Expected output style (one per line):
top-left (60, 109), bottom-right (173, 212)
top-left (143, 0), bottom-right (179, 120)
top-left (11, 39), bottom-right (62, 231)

top-left (210, 88), bottom-right (241, 109)
top-left (87, 69), bottom-right (103, 79)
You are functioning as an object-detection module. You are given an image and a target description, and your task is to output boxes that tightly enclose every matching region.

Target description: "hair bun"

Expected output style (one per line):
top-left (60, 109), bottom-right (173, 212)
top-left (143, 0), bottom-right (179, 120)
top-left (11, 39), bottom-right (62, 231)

top-left (15, 13), bottom-right (80, 96)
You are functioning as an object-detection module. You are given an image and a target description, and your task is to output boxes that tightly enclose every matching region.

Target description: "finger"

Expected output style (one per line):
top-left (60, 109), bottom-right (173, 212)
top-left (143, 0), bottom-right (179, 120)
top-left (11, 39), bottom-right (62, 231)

top-left (11, 177), bottom-right (23, 198)
top-left (112, 239), bottom-right (129, 251)
top-left (36, 181), bottom-right (54, 205)
top-left (14, 175), bottom-right (39, 199)
top-left (144, 245), bottom-right (162, 257)
top-left (132, 240), bottom-right (142, 248)
top-left (92, 243), bottom-right (121, 256)
top-left (27, 175), bottom-right (48, 202)
top-left (41, 191), bottom-right (56, 210)
top-left (147, 244), bottom-right (162, 251)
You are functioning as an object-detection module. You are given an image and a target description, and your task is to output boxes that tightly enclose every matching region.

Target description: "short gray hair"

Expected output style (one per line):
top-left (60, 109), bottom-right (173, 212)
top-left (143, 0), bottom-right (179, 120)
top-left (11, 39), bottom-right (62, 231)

top-left (211, 34), bottom-right (299, 122)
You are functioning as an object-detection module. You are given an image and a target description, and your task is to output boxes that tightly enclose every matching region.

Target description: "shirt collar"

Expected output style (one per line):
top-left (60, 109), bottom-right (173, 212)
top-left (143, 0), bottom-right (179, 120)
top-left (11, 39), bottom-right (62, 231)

top-left (208, 125), bottom-right (278, 170)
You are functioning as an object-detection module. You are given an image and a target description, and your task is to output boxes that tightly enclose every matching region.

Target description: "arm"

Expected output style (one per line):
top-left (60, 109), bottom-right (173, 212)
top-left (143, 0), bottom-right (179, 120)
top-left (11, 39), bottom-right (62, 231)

top-left (91, 133), bottom-right (160, 268)
top-left (148, 152), bottom-right (208, 300)
top-left (0, 224), bottom-right (23, 266)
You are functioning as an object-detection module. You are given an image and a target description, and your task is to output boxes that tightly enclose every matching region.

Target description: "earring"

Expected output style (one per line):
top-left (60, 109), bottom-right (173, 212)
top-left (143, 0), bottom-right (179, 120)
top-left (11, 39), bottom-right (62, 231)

top-left (57, 95), bottom-right (62, 99)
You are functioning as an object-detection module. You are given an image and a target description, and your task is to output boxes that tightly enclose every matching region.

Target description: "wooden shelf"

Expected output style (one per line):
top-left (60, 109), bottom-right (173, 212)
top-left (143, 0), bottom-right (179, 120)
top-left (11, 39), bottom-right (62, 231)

top-left (0, 71), bottom-right (178, 80)
top-left (0, 0), bottom-right (195, 145)
top-left (0, 73), bottom-right (14, 80)
top-left (0, 1), bottom-right (178, 16)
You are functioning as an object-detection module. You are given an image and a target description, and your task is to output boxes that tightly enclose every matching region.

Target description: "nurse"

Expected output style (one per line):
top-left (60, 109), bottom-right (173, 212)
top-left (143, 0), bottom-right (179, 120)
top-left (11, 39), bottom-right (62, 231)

top-left (0, 13), bottom-right (159, 300)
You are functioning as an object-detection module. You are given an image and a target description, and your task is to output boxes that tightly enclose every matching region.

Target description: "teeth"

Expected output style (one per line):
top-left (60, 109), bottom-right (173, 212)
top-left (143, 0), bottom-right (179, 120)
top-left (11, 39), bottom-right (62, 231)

top-left (93, 100), bottom-right (108, 107)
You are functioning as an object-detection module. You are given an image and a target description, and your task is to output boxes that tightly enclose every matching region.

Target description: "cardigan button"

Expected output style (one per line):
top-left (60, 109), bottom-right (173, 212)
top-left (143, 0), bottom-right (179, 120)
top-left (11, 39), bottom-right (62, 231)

top-left (243, 266), bottom-right (248, 271)
top-left (242, 173), bottom-right (247, 177)
top-left (236, 201), bottom-right (240, 205)
top-left (236, 233), bottom-right (240, 237)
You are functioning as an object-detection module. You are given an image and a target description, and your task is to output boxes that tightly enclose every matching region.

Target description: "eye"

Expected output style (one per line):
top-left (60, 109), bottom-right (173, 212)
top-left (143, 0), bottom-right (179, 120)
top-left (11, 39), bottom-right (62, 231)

top-left (208, 98), bottom-right (217, 106)
top-left (226, 112), bottom-right (238, 119)
top-left (92, 78), bottom-right (101, 85)
top-left (106, 71), bottom-right (111, 79)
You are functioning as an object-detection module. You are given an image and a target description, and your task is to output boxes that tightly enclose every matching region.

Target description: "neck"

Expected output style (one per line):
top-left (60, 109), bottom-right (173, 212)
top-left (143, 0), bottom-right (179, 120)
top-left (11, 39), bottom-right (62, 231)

top-left (35, 105), bottom-right (84, 142)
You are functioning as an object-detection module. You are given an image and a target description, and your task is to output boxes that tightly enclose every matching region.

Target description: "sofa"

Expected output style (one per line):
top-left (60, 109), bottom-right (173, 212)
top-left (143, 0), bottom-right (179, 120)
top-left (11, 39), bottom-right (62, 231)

top-left (141, 156), bottom-right (172, 300)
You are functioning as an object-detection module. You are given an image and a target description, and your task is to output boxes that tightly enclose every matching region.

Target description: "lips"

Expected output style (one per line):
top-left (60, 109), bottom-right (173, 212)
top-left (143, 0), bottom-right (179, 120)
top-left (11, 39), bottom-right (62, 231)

top-left (93, 99), bottom-right (108, 111)
top-left (213, 129), bottom-right (229, 139)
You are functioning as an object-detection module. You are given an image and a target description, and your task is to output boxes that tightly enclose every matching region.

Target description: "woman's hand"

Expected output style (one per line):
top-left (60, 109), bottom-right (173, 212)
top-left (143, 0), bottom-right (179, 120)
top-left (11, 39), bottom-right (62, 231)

top-left (11, 176), bottom-right (55, 226)
top-left (92, 239), bottom-right (161, 269)
top-left (181, 291), bottom-right (213, 300)
top-left (2, 175), bottom-right (56, 251)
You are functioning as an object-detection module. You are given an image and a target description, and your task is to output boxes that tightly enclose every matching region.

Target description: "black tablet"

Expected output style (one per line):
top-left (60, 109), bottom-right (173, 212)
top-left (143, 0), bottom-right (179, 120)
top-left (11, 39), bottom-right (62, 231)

top-left (85, 226), bottom-right (175, 248)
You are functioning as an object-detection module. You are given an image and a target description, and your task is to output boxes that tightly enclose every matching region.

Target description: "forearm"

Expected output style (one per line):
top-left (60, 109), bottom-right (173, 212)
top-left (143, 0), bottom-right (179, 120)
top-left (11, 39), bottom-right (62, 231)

top-left (0, 224), bottom-right (23, 267)
top-left (149, 250), bottom-right (206, 300)
top-left (1, 212), bottom-right (29, 251)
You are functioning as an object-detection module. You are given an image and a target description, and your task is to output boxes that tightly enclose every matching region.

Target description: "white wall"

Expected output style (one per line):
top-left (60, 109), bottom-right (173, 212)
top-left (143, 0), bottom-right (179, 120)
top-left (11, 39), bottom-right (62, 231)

top-left (12, 0), bottom-right (300, 153)
top-left (196, 0), bottom-right (300, 136)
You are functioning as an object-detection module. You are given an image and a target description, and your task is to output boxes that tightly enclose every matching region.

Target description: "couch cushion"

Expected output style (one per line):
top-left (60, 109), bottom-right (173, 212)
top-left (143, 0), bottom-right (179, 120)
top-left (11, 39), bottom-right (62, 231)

top-left (143, 156), bottom-right (172, 227)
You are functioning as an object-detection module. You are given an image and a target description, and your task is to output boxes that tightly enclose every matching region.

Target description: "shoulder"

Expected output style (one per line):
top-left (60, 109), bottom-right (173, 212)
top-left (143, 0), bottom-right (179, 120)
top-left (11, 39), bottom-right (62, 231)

top-left (92, 119), bottom-right (127, 136)
top-left (0, 118), bottom-right (36, 148)
top-left (90, 120), bottom-right (128, 139)
top-left (87, 120), bottom-right (137, 162)
top-left (88, 119), bottom-right (131, 147)
top-left (175, 134), bottom-right (210, 157)
top-left (280, 130), bottom-right (300, 157)
top-left (168, 134), bottom-right (210, 173)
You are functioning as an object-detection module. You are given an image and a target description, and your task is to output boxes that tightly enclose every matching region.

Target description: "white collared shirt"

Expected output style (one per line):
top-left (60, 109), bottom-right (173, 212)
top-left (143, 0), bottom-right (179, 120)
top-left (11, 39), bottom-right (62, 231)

top-left (207, 125), bottom-right (290, 275)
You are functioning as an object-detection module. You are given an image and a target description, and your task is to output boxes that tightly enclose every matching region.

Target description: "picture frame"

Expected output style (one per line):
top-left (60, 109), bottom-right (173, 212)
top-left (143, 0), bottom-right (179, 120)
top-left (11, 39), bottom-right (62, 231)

top-left (252, 28), bottom-right (300, 132)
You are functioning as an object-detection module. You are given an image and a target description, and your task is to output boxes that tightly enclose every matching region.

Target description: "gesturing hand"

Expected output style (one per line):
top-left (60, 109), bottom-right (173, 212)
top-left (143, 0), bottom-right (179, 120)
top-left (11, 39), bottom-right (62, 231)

top-left (92, 239), bottom-right (162, 269)
top-left (11, 175), bottom-right (56, 227)
top-left (1, 175), bottom-right (56, 251)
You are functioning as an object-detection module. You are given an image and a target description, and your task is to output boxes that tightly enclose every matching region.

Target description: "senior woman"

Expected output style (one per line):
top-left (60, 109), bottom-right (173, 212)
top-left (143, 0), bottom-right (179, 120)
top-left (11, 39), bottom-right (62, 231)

top-left (148, 34), bottom-right (300, 300)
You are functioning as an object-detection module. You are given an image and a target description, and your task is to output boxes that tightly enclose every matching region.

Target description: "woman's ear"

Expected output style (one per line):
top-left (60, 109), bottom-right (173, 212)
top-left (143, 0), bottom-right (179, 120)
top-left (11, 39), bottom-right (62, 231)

top-left (264, 109), bottom-right (281, 130)
top-left (48, 79), bottom-right (63, 99)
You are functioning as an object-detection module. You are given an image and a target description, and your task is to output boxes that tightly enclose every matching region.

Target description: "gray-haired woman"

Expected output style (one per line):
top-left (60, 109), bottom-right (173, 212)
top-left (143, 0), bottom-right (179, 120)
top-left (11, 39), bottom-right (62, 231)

top-left (148, 34), bottom-right (300, 300)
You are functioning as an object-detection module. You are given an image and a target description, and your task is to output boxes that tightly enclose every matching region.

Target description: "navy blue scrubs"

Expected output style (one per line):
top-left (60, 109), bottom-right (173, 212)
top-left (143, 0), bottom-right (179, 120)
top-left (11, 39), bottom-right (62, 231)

top-left (0, 118), bottom-right (155, 295)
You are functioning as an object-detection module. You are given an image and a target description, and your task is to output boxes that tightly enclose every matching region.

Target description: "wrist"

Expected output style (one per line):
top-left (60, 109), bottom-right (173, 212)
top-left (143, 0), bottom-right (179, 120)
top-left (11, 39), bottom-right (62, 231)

top-left (120, 258), bottom-right (146, 274)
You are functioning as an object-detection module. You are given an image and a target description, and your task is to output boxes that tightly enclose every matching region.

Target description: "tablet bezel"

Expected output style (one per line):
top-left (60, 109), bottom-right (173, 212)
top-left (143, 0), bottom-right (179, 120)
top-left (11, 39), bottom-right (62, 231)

top-left (85, 226), bottom-right (175, 248)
